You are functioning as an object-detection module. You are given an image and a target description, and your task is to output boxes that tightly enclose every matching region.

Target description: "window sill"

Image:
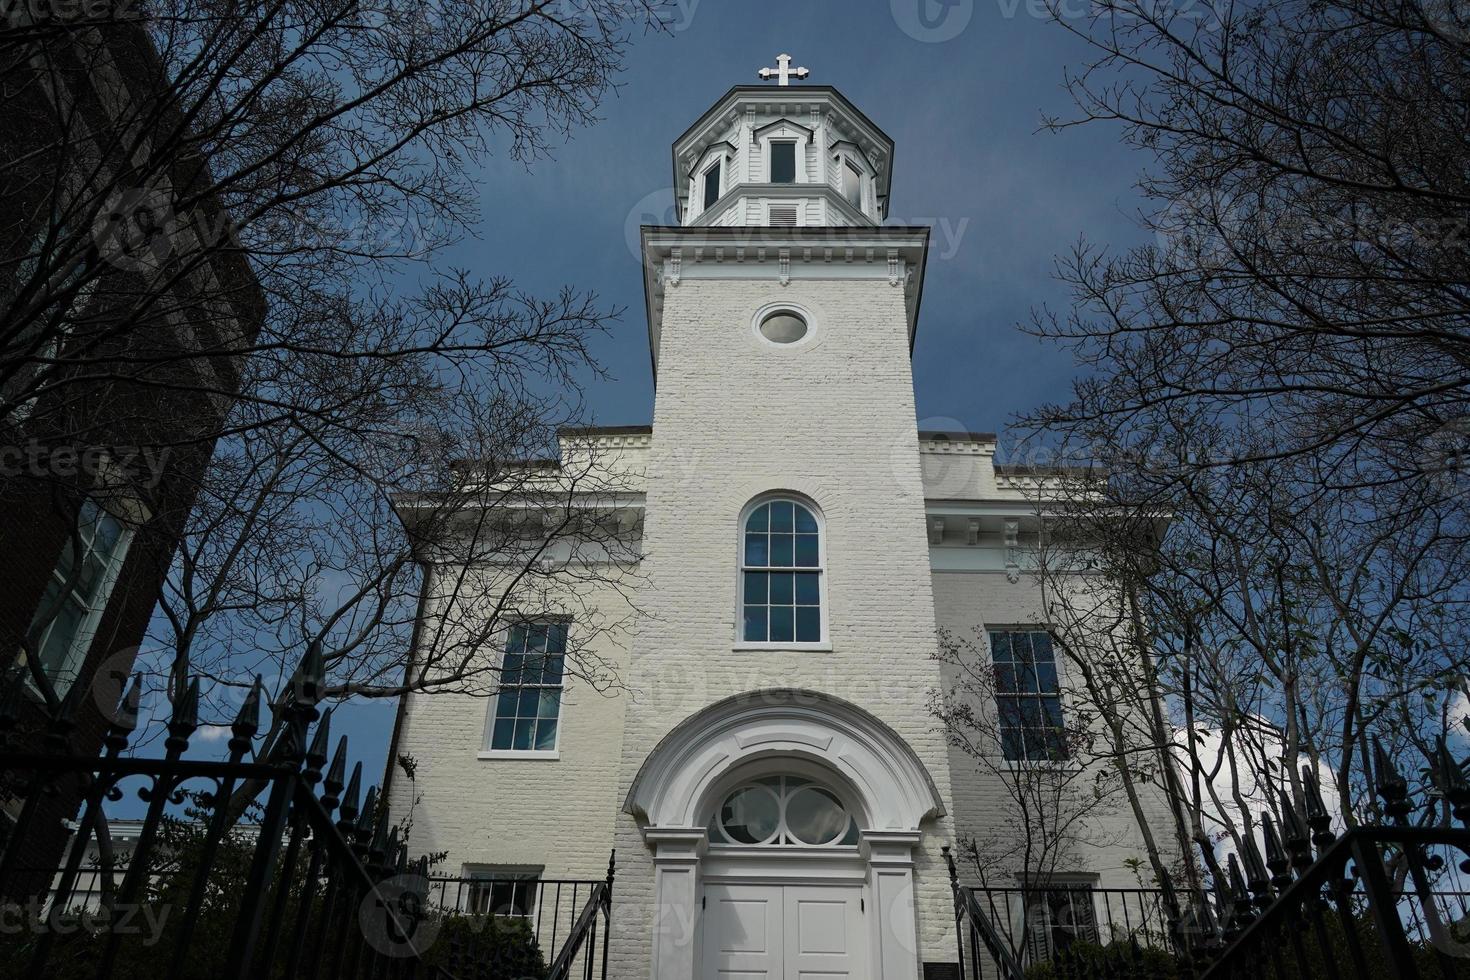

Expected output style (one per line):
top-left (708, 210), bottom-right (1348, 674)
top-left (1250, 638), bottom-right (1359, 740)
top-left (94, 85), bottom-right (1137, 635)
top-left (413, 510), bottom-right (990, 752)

top-left (732, 642), bottom-right (832, 653)
top-left (477, 750), bottom-right (560, 761)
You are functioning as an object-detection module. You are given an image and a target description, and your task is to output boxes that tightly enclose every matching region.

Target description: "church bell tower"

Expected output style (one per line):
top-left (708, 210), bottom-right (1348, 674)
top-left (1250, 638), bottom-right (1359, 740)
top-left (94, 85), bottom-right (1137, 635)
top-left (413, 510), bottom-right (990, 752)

top-left (613, 58), bottom-right (956, 980)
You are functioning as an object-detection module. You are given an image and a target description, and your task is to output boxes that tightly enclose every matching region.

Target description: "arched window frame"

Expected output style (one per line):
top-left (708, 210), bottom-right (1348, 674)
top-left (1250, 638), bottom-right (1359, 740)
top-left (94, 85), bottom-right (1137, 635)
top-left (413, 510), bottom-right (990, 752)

top-left (735, 494), bottom-right (829, 650)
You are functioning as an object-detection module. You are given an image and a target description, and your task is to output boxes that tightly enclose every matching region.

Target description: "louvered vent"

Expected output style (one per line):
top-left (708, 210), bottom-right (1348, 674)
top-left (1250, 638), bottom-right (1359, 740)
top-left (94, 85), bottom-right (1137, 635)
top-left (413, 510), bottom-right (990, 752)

top-left (768, 205), bottom-right (799, 227)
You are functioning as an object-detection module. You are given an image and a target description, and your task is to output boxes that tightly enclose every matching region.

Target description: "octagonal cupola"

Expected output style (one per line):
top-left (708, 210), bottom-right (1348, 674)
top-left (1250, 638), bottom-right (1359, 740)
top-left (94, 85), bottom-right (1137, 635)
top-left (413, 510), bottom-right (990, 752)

top-left (672, 55), bottom-right (895, 228)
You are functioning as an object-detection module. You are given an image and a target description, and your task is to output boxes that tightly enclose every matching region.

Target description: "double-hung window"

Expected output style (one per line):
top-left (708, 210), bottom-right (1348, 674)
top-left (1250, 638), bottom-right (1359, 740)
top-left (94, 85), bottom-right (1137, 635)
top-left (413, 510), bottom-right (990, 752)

top-left (990, 629), bottom-right (1066, 761)
top-left (486, 622), bottom-right (565, 753)
top-left (24, 499), bottom-right (132, 695)
top-left (741, 499), bottom-right (823, 644)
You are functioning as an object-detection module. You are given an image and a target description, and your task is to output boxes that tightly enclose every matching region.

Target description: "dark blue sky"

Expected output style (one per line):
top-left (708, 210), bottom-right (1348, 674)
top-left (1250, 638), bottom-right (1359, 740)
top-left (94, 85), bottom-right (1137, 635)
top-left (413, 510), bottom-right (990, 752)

top-left (442, 0), bottom-right (1151, 440)
top-left (146, 1), bottom-right (1159, 800)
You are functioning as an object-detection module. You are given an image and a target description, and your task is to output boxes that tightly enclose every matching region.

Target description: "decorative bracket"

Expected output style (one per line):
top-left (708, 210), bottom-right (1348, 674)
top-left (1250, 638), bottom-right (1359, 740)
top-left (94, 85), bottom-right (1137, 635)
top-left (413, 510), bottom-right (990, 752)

top-left (666, 248), bottom-right (682, 287)
top-left (778, 248), bottom-right (791, 287)
top-left (966, 518), bottom-right (980, 547)
top-left (888, 248), bottom-right (901, 287)
top-left (928, 517), bottom-right (945, 545)
top-left (1003, 519), bottom-right (1021, 583)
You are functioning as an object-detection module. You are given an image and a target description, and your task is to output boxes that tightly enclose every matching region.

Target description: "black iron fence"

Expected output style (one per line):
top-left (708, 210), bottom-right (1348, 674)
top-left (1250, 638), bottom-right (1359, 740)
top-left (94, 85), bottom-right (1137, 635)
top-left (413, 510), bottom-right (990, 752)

top-left (947, 742), bottom-right (1470, 979)
top-left (0, 646), bottom-right (612, 979)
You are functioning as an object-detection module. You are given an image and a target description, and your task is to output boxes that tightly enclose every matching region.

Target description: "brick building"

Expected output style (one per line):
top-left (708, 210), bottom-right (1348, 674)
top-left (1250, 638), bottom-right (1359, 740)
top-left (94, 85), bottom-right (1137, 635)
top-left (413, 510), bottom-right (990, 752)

top-left (0, 21), bottom-right (263, 877)
top-left (386, 63), bottom-right (1169, 979)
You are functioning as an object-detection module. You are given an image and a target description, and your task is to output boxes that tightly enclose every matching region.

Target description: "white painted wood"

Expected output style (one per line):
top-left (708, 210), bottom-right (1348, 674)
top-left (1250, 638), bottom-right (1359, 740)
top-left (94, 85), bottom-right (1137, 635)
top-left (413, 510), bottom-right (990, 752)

top-left (702, 883), bottom-right (867, 980)
top-left (703, 884), bottom-right (785, 979)
top-left (784, 885), bottom-right (866, 980)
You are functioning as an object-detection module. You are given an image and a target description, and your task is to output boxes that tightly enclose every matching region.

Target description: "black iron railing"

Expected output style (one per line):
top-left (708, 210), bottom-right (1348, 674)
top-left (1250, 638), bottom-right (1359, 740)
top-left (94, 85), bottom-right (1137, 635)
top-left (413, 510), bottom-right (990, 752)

top-left (426, 858), bottom-right (615, 980)
top-left (946, 742), bottom-right (1470, 979)
top-left (0, 644), bottom-right (613, 979)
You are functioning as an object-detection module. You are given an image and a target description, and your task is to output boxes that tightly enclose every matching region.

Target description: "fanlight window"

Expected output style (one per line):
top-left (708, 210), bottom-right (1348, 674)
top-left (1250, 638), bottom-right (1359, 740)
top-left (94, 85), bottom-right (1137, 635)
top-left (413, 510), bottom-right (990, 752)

top-left (708, 776), bottom-right (860, 847)
top-left (741, 498), bottom-right (823, 643)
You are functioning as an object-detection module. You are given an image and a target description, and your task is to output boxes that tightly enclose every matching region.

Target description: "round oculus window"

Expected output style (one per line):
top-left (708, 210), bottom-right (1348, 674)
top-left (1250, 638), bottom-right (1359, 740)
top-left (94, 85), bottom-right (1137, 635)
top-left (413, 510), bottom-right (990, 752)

top-left (758, 310), bottom-right (808, 344)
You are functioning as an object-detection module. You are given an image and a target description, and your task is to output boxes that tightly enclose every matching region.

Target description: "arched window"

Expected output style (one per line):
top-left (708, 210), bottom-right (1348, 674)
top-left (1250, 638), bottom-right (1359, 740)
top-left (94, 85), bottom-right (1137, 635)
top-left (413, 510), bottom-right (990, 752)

top-left (741, 498), bottom-right (823, 644)
top-left (708, 775), bottom-right (860, 847)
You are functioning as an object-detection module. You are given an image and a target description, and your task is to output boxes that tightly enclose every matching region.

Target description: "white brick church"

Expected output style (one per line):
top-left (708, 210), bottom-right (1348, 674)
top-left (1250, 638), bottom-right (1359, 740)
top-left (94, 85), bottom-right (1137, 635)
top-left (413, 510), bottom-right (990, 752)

top-left (386, 60), bottom-right (1161, 980)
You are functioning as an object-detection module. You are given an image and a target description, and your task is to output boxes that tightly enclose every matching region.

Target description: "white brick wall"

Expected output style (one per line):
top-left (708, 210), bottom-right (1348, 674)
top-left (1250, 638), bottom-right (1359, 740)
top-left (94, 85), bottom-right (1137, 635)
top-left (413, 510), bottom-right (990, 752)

top-left (606, 275), bottom-right (960, 979)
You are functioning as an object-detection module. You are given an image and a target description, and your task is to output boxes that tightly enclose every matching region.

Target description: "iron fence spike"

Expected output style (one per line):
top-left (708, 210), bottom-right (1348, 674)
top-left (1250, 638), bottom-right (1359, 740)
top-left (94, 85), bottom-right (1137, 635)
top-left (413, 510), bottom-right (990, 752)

top-left (232, 675), bottom-right (263, 737)
top-left (305, 706), bottom-right (333, 772)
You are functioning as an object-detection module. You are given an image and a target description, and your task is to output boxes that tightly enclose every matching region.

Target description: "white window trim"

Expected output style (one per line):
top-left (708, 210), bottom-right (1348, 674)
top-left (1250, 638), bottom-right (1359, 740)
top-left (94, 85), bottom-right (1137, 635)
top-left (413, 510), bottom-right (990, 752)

top-left (480, 621), bottom-right (568, 758)
top-left (691, 145), bottom-right (732, 220)
top-left (758, 128), bottom-right (810, 184)
top-left (749, 301), bottom-right (820, 352)
top-left (25, 501), bottom-right (134, 698)
top-left (735, 494), bottom-right (830, 649)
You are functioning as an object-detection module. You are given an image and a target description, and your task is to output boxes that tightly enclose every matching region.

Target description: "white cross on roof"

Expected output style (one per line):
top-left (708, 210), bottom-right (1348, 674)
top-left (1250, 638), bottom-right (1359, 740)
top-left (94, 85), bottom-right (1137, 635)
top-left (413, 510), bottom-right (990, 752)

top-left (757, 53), bottom-right (810, 87)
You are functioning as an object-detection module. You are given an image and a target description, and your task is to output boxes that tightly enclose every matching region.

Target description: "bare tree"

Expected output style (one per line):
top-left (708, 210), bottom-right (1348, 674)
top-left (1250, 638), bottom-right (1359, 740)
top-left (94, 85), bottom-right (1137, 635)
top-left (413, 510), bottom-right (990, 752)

top-left (933, 624), bottom-right (1127, 965)
top-left (2, 2), bottom-right (667, 732)
top-left (1004, 0), bottom-right (1470, 886)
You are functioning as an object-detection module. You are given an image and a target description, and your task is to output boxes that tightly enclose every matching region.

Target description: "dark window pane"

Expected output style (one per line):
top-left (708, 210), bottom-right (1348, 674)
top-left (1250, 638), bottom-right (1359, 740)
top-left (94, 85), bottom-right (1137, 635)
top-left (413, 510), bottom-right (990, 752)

top-left (704, 161), bottom-right (721, 208)
top-left (541, 655), bottom-right (564, 683)
top-left (993, 664), bottom-right (1017, 693)
top-left (506, 625), bottom-right (527, 653)
top-left (534, 719), bottom-right (558, 751)
top-left (546, 623), bottom-right (568, 652)
top-left (997, 695), bottom-right (1024, 728)
top-left (1033, 632), bottom-right (1054, 661)
top-left (796, 607), bottom-right (820, 642)
top-left (745, 534), bottom-right (769, 566)
top-left (501, 654), bottom-right (524, 686)
top-left (794, 505), bottom-right (818, 533)
top-left (743, 607), bottom-right (767, 642)
top-left (512, 718), bottom-right (535, 750)
top-left (990, 632), bottom-right (1012, 661)
top-left (794, 572), bottom-right (820, 605)
top-left (770, 534), bottom-right (793, 567)
top-left (496, 688), bottom-right (519, 715)
top-left (771, 501), bottom-right (794, 532)
top-left (1036, 662), bottom-right (1058, 693)
top-left (1000, 728), bottom-right (1024, 761)
top-left (537, 690), bottom-right (561, 718)
top-left (769, 607), bottom-right (794, 642)
top-left (491, 718), bottom-right (515, 750)
top-left (746, 504), bottom-right (769, 532)
top-left (770, 572), bottom-right (794, 604)
top-left (1019, 699), bottom-right (1044, 727)
top-left (794, 534), bottom-right (818, 567)
top-left (1018, 662), bottom-right (1040, 694)
top-left (770, 142), bottom-right (796, 183)
top-left (525, 623), bottom-right (548, 651)
top-left (1012, 631), bottom-right (1033, 664)
top-left (744, 572), bottom-right (767, 604)
top-left (844, 160), bottom-right (863, 208)
top-left (518, 688), bottom-right (540, 716)
top-left (1042, 696), bottom-right (1064, 727)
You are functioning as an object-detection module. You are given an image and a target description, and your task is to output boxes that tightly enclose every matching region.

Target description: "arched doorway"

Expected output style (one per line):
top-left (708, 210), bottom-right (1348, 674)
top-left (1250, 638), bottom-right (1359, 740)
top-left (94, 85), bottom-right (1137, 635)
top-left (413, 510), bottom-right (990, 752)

top-left (624, 690), bottom-right (946, 980)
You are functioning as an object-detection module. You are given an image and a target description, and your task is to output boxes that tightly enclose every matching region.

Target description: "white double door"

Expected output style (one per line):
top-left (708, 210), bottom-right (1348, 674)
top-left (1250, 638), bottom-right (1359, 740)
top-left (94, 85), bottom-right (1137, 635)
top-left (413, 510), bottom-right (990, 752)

top-left (702, 882), bottom-right (867, 980)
